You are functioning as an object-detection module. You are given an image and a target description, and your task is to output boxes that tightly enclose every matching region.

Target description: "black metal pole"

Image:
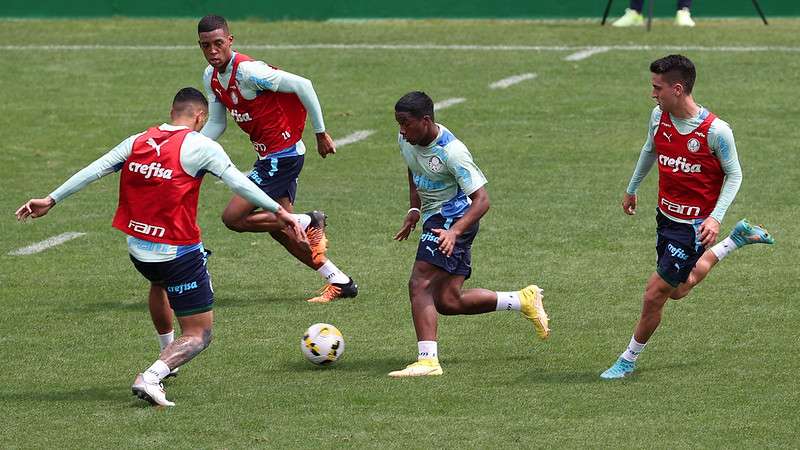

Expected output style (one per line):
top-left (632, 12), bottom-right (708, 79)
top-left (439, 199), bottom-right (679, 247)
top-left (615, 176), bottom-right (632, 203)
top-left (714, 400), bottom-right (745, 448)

top-left (646, 0), bottom-right (653, 31)
top-left (752, 0), bottom-right (769, 25)
top-left (602, 0), bottom-right (614, 25)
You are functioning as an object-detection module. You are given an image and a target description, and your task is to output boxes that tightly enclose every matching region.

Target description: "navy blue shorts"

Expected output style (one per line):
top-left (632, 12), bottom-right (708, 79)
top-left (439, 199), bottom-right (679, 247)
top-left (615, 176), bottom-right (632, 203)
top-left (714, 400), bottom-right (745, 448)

top-left (131, 249), bottom-right (214, 317)
top-left (248, 155), bottom-right (304, 204)
top-left (415, 214), bottom-right (480, 279)
top-left (655, 209), bottom-right (704, 287)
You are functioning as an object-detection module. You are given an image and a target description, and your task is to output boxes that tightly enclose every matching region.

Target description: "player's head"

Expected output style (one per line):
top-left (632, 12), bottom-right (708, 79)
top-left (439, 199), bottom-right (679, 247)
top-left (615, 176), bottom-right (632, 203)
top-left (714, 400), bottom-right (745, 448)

top-left (198, 14), bottom-right (234, 69)
top-left (649, 54), bottom-right (696, 110)
top-left (394, 91), bottom-right (437, 146)
top-left (171, 87), bottom-right (209, 131)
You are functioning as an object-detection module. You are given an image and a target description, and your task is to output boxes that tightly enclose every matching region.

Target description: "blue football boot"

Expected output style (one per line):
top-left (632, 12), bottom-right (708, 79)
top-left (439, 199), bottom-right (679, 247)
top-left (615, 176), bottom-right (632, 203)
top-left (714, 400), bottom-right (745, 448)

top-left (600, 357), bottom-right (636, 380)
top-left (729, 219), bottom-right (775, 248)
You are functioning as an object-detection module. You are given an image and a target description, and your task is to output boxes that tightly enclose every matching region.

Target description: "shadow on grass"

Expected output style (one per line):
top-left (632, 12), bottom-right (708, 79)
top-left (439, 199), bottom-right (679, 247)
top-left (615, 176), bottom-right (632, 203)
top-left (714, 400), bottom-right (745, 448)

top-left (0, 385), bottom-right (122, 403)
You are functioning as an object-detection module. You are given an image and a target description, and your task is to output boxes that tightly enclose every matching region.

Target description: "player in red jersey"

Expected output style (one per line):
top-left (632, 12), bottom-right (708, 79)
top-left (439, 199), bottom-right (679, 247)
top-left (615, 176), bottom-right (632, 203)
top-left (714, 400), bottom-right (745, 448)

top-left (601, 55), bottom-right (775, 379)
top-left (197, 15), bottom-right (357, 304)
top-left (15, 88), bottom-right (303, 406)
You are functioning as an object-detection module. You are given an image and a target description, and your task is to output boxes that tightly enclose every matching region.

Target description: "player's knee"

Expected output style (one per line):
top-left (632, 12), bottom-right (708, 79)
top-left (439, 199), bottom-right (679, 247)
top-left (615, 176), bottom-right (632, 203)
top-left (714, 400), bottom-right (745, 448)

top-left (221, 213), bottom-right (244, 232)
top-left (435, 299), bottom-right (461, 315)
top-left (408, 276), bottom-right (430, 296)
top-left (670, 289), bottom-right (689, 300)
top-left (434, 293), bottom-right (461, 315)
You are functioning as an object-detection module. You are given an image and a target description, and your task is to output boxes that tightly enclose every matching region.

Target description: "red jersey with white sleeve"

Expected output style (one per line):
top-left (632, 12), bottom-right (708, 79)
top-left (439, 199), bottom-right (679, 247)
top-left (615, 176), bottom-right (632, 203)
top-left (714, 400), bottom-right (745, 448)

top-left (210, 52), bottom-right (307, 158)
top-left (654, 109), bottom-right (724, 220)
top-left (112, 126), bottom-right (203, 245)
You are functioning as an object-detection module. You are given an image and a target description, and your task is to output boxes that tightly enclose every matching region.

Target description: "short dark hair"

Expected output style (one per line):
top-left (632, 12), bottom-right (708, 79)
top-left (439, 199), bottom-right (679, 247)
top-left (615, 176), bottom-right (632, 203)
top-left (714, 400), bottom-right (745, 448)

top-left (198, 14), bottom-right (229, 34)
top-left (650, 54), bottom-right (696, 94)
top-left (395, 91), bottom-right (434, 121)
top-left (172, 87), bottom-right (208, 116)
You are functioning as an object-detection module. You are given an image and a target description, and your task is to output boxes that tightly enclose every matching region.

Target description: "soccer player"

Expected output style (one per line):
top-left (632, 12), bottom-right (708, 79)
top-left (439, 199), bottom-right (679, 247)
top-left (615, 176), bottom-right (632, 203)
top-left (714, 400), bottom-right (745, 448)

top-left (196, 14), bottom-right (357, 303)
top-left (600, 55), bottom-right (775, 379)
top-left (388, 91), bottom-right (550, 377)
top-left (15, 87), bottom-right (303, 406)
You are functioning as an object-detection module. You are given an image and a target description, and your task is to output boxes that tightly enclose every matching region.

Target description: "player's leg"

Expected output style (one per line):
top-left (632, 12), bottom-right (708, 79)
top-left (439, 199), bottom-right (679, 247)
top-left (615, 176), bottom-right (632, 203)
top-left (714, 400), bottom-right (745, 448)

top-left (602, 211), bottom-right (688, 379)
top-left (671, 219), bottom-right (775, 300)
top-left (132, 248), bottom-right (213, 406)
top-left (221, 194), bottom-right (289, 233)
top-left (237, 154), bottom-right (357, 302)
top-left (147, 284), bottom-right (181, 377)
top-left (613, 0), bottom-right (644, 26)
top-left (601, 273), bottom-right (674, 380)
top-left (388, 261), bottom-right (446, 377)
top-left (148, 283), bottom-right (174, 341)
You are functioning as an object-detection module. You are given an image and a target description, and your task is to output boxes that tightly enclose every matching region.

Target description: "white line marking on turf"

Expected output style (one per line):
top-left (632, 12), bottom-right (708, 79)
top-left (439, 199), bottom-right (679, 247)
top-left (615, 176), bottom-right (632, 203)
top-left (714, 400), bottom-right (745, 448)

top-left (2, 44), bottom-right (799, 52)
top-left (334, 129), bottom-right (376, 147)
top-left (564, 47), bottom-right (610, 61)
top-left (489, 73), bottom-right (537, 89)
top-left (434, 98), bottom-right (466, 111)
top-left (9, 232), bottom-right (86, 256)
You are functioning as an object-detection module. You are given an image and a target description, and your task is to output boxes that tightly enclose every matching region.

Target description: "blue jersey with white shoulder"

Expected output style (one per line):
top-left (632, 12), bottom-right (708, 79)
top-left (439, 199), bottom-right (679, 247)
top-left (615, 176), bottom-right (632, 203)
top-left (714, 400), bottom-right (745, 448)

top-left (399, 124), bottom-right (487, 222)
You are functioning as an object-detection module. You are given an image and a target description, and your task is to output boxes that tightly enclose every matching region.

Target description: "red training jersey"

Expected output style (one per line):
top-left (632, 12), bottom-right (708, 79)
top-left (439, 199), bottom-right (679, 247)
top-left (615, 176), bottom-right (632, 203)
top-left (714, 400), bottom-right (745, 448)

top-left (654, 110), bottom-right (724, 221)
top-left (112, 126), bottom-right (203, 245)
top-left (210, 52), bottom-right (307, 158)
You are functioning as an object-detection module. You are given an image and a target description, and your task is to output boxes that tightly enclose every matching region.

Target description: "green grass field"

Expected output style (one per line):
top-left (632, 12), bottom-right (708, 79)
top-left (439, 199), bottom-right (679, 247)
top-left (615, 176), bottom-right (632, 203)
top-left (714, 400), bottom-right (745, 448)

top-left (1, 18), bottom-right (798, 448)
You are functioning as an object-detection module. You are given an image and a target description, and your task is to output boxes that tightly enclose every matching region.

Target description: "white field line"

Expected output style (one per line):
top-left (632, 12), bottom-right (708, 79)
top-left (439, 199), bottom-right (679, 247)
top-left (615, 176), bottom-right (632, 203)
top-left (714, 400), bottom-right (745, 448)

top-left (2, 44), bottom-right (799, 52)
top-left (564, 47), bottom-right (610, 61)
top-left (434, 98), bottom-right (466, 111)
top-left (9, 232), bottom-right (86, 256)
top-left (489, 73), bottom-right (537, 89)
top-left (334, 129), bottom-right (376, 147)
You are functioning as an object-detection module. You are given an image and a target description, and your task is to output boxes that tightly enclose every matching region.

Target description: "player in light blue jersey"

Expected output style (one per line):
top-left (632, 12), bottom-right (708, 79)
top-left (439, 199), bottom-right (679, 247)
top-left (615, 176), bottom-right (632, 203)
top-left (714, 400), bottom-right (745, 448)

top-left (388, 91), bottom-right (550, 377)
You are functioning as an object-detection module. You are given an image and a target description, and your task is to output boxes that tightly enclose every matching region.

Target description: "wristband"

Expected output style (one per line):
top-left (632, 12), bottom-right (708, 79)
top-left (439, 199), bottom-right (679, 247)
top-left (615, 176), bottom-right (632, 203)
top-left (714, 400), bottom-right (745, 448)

top-left (407, 208), bottom-right (421, 216)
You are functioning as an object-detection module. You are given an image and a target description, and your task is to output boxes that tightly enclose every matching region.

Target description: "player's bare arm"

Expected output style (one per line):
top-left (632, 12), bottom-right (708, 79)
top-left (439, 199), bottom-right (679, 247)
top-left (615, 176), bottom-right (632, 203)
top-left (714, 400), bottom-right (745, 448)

top-left (432, 187), bottom-right (490, 257)
top-left (394, 170), bottom-right (421, 241)
top-left (15, 196), bottom-right (56, 221)
top-left (316, 131), bottom-right (336, 158)
top-left (622, 192), bottom-right (637, 215)
top-left (698, 216), bottom-right (720, 248)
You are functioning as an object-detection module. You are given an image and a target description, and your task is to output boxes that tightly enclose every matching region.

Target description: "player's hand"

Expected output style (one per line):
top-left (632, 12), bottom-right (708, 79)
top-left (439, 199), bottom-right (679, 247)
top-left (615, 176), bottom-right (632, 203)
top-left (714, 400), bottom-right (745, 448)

top-left (393, 210), bottom-right (420, 241)
top-left (698, 217), bottom-right (720, 248)
top-left (431, 228), bottom-right (460, 257)
top-left (316, 132), bottom-right (336, 159)
top-left (275, 207), bottom-right (307, 241)
top-left (622, 192), bottom-right (637, 215)
top-left (15, 197), bottom-right (55, 221)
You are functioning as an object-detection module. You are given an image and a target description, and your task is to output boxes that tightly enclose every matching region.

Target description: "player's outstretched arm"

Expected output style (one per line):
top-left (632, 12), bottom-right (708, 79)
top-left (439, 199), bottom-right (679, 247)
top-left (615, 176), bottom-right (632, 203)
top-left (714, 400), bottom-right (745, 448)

top-left (15, 196), bottom-right (55, 221)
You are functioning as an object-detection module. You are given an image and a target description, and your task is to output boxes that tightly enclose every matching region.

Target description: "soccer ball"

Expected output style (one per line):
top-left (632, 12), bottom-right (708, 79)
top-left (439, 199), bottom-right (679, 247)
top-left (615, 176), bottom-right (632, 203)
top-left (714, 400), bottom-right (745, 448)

top-left (301, 323), bottom-right (345, 366)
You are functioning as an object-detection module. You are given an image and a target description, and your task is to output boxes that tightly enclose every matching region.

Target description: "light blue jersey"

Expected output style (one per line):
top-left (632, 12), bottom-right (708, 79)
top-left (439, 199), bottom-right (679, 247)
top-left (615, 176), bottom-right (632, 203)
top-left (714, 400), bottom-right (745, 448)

top-left (399, 124), bottom-right (487, 222)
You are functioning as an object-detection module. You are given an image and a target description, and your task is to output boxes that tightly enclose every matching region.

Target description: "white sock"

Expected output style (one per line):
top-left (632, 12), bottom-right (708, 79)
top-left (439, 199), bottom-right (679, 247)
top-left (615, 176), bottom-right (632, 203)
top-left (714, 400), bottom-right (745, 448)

top-left (621, 336), bottom-right (647, 362)
top-left (495, 291), bottom-right (521, 311)
top-left (292, 213), bottom-right (311, 230)
top-left (417, 341), bottom-right (438, 360)
top-left (157, 330), bottom-right (174, 351)
top-left (317, 260), bottom-right (350, 284)
top-left (142, 360), bottom-right (171, 384)
top-left (710, 236), bottom-right (737, 261)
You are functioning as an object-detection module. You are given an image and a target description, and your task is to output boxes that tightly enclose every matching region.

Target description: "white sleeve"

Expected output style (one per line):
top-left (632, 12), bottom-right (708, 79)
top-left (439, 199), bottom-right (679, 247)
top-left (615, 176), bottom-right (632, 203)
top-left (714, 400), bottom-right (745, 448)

top-left (708, 119), bottom-right (743, 223)
top-left (179, 133), bottom-right (234, 178)
top-left (219, 168), bottom-right (281, 213)
top-left (238, 60), bottom-right (283, 92)
top-left (49, 134), bottom-right (138, 203)
top-left (625, 107), bottom-right (661, 194)
top-left (275, 70), bottom-right (326, 134)
top-left (199, 66), bottom-right (227, 140)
